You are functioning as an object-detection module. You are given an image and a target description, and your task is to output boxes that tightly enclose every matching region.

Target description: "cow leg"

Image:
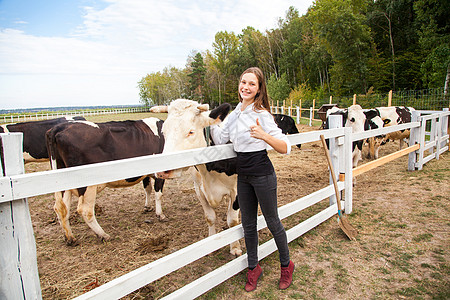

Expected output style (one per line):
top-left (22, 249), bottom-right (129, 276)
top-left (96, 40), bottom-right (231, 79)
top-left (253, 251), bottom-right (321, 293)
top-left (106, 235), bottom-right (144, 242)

top-left (367, 137), bottom-right (374, 159)
top-left (352, 149), bottom-right (362, 185)
top-left (374, 143), bottom-right (381, 159)
top-left (197, 187), bottom-right (217, 236)
top-left (190, 169), bottom-right (216, 236)
top-left (143, 176), bottom-right (166, 220)
top-left (352, 149), bottom-right (361, 168)
top-left (54, 190), bottom-right (76, 245)
top-left (153, 177), bottom-right (166, 220)
top-left (399, 138), bottom-right (408, 150)
top-left (77, 185), bottom-right (110, 241)
top-left (227, 190), bottom-right (242, 256)
top-left (142, 177), bottom-right (153, 212)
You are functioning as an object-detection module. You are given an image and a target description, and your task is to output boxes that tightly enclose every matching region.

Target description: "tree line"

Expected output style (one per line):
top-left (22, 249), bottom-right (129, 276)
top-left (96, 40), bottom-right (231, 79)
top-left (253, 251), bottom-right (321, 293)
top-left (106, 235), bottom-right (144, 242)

top-left (138, 0), bottom-right (449, 108)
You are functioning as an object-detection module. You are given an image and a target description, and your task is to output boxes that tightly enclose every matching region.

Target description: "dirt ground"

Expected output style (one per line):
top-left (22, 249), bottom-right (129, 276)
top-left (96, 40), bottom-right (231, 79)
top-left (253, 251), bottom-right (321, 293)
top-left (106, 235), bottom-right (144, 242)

top-left (26, 120), bottom-right (449, 300)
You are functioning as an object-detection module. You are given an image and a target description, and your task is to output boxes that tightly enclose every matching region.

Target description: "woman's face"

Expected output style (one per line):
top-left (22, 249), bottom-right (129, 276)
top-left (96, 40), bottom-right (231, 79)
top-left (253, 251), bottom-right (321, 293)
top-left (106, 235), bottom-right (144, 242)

top-left (239, 72), bottom-right (259, 102)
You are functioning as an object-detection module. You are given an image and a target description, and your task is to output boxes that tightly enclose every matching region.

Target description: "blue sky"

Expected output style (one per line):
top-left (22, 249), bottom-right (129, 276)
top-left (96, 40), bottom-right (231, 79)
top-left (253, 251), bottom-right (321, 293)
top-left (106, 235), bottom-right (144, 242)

top-left (0, 0), bottom-right (312, 109)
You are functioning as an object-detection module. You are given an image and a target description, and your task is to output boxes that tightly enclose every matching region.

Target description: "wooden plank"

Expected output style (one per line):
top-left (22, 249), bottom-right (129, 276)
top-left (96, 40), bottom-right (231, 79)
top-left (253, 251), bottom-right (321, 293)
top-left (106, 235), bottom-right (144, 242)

top-left (421, 111), bottom-right (450, 121)
top-left (74, 184), bottom-right (340, 300)
top-left (408, 111), bottom-right (421, 171)
top-left (0, 144), bottom-right (235, 203)
top-left (0, 133), bottom-right (42, 300)
top-left (423, 141), bottom-right (436, 152)
top-left (417, 117), bottom-right (428, 170)
top-left (353, 144), bottom-right (420, 177)
top-left (422, 153), bottom-right (435, 165)
top-left (161, 205), bottom-right (338, 300)
top-left (351, 122), bottom-right (420, 142)
top-left (328, 115), bottom-right (342, 206)
top-left (438, 146), bottom-right (449, 154)
top-left (343, 127), bottom-right (353, 214)
top-left (0, 130), bottom-right (343, 204)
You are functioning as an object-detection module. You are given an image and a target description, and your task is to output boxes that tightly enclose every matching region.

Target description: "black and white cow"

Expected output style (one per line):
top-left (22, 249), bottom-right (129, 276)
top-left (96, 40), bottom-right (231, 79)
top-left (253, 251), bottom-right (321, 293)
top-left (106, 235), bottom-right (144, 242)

top-left (362, 109), bottom-right (385, 159)
top-left (273, 114), bottom-right (301, 148)
top-left (0, 116), bottom-right (85, 163)
top-left (46, 118), bottom-right (165, 245)
top-left (366, 106), bottom-right (415, 158)
top-left (323, 105), bottom-right (367, 168)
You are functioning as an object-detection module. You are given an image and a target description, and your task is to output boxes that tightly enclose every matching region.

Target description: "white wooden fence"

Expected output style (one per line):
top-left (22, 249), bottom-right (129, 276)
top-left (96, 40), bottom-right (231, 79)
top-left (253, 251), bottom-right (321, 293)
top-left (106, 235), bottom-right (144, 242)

top-left (0, 109), bottom-right (448, 300)
top-left (0, 107), bottom-right (148, 124)
top-left (270, 105), bottom-right (321, 126)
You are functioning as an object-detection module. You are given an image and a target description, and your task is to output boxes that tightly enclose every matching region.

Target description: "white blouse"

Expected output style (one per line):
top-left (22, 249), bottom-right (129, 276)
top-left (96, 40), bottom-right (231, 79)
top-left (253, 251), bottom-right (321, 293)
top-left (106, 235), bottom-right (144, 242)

top-left (210, 102), bottom-right (291, 154)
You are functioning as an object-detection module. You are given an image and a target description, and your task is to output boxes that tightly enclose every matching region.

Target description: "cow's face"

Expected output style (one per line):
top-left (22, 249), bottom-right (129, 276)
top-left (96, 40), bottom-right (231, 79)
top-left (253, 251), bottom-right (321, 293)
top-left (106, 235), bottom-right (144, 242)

top-left (157, 99), bottom-right (230, 179)
top-left (345, 105), bottom-right (366, 133)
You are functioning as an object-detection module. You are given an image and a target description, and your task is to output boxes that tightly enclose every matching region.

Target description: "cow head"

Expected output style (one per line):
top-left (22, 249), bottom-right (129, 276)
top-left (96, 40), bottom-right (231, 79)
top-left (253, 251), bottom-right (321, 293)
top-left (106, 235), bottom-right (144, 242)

top-left (157, 99), bottom-right (231, 179)
top-left (345, 105), bottom-right (366, 133)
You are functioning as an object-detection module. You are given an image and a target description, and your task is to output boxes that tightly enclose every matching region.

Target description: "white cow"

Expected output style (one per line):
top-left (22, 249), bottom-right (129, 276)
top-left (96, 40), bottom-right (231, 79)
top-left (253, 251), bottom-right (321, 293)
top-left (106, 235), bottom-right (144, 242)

top-left (152, 99), bottom-right (242, 256)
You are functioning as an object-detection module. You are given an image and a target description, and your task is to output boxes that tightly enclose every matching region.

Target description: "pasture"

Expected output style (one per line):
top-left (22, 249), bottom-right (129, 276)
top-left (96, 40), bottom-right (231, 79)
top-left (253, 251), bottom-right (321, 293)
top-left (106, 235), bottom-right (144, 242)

top-left (24, 112), bottom-right (449, 299)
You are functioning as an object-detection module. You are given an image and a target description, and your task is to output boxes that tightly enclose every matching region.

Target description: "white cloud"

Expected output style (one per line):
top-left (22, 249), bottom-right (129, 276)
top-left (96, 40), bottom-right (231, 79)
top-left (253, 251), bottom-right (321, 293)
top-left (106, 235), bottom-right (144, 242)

top-left (0, 0), bottom-right (312, 109)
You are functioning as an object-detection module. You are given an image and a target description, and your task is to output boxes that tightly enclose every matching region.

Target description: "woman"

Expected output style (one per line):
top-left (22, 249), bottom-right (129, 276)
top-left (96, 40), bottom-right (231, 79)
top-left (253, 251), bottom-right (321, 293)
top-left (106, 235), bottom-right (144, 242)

top-left (210, 67), bottom-right (294, 292)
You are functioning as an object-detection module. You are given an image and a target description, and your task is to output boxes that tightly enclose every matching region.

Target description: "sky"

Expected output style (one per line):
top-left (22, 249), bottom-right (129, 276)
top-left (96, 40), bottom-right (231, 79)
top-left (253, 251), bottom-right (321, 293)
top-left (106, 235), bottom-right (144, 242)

top-left (0, 0), bottom-right (313, 109)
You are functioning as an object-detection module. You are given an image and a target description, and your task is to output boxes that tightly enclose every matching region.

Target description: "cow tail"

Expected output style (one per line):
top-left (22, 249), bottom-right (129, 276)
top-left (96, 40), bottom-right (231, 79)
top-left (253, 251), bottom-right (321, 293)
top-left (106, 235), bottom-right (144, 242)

top-left (46, 128), bottom-right (58, 170)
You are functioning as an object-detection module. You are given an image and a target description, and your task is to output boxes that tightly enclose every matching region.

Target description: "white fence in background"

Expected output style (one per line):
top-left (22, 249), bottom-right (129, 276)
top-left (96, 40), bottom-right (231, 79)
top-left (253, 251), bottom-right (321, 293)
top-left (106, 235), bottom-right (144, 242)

top-left (271, 105), bottom-right (321, 126)
top-left (0, 107), bottom-right (148, 124)
top-left (0, 109), bottom-right (448, 300)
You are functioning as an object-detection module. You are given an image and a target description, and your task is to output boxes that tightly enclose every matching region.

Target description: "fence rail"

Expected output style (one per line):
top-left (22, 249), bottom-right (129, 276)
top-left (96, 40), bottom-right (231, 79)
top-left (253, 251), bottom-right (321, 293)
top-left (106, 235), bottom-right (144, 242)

top-left (0, 109), bottom-right (448, 300)
top-left (0, 107), bottom-right (148, 124)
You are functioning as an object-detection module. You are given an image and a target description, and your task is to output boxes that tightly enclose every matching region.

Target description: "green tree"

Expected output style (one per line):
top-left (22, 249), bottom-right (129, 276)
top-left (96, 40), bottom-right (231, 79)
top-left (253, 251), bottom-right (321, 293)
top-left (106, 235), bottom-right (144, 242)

top-left (414, 0), bottom-right (450, 89)
top-left (210, 31), bottom-right (240, 104)
top-left (236, 26), bottom-right (260, 72)
top-left (267, 73), bottom-right (291, 102)
top-left (367, 0), bottom-right (424, 91)
top-left (308, 0), bottom-right (373, 95)
top-left (187, 52), bottom-right (206, 102)
top-left (138, 67), bottom-right (188, 105)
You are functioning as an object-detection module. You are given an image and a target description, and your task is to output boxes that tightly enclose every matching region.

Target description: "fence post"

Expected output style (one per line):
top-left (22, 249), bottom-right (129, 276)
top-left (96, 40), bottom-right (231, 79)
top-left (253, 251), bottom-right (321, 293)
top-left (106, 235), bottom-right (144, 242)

top-left (417, 114), bottom-right (427, 170)
top-left (388, 90), bottom-right (393, 106)
top-left (309, 107), bottom-right (313, 126)
top-left (441, 108), bottom-right (449, 151)
top-left (328, 114), bottom-right (342, 206)
top-left (296, 107), bottom-right (300, 124)
top-left (435, 113), bottom-right (442, 159)
top-left (0, 133), bottom-right (42, 300)
top-left (353, 94), bottom-right (356, 106)
top-left (408, 111), bottom-right (421, 171)
top-left (343, 127), bottom-right (353, 213)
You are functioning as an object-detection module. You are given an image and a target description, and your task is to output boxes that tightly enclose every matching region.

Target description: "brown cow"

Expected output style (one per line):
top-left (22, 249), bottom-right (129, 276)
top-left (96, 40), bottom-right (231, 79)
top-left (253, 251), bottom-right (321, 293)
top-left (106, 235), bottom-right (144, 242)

top-left (46, 118), bottom-right (165, 245)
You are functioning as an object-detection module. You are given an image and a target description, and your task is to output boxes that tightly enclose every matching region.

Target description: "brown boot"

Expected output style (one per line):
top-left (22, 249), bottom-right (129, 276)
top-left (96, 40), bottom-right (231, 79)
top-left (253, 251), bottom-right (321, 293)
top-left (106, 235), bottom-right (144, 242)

top-left (245, 264), bottom-right (262, 292)
top-left (279, 260), bottom-right (294, 290)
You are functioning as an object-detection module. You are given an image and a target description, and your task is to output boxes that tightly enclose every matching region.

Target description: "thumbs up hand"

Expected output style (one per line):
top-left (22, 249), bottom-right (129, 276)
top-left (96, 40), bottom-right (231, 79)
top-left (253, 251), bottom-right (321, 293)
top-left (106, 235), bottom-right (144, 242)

top-left (249, 118), bottom-right (266, 140)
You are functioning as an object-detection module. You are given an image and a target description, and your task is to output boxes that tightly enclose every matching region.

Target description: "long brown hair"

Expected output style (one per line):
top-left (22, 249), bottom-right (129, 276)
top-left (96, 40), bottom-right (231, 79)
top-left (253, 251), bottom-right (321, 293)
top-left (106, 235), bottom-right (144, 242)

top-left (238, 67), bottom-right (271, 112)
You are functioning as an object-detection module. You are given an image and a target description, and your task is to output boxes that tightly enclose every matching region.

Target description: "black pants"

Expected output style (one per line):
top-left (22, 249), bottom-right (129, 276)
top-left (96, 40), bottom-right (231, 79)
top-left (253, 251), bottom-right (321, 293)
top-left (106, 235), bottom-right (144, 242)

top-left (237, 172), bottom-right (290, 269)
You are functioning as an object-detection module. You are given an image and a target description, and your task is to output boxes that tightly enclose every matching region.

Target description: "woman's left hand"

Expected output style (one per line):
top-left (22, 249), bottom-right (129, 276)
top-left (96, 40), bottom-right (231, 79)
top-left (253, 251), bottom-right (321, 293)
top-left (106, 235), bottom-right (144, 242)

top-left (249, 118), bottom-right (267, 140)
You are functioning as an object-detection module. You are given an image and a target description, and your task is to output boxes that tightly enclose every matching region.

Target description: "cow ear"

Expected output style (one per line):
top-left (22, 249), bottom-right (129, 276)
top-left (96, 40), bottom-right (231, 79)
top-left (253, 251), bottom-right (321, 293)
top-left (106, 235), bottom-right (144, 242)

top-left (209, 103), bottom-right (231, 122)
top-left (197, 104), bottom-right (209, 112)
